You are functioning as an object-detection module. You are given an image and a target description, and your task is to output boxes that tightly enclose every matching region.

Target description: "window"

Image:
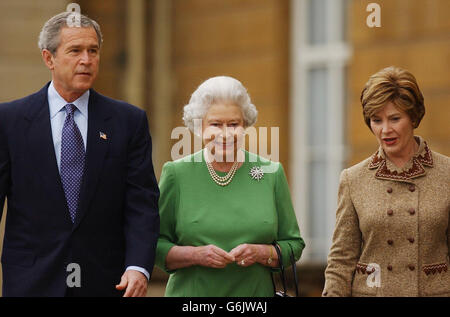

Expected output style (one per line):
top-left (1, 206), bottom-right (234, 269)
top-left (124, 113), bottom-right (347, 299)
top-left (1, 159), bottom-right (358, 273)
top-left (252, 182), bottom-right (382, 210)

top-left (290, 0), bottom-right (351, 263)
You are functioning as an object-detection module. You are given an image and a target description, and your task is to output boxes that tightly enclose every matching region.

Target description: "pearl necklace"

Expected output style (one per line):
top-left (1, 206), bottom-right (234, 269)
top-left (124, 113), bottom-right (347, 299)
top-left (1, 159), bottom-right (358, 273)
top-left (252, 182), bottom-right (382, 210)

top-left (206, 160), bottom-right (239, 186)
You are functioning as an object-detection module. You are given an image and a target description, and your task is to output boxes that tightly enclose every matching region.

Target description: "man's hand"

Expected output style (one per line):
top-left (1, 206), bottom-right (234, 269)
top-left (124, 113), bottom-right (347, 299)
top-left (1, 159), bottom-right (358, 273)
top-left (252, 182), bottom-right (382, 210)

top-left (115, 270), bottom-right (148, 297)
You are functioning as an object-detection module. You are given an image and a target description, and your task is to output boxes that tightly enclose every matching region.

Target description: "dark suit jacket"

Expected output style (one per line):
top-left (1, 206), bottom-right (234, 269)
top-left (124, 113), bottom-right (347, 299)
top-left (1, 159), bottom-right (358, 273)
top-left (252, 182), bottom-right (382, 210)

top-left (0, 83), bottom-right (160, 296)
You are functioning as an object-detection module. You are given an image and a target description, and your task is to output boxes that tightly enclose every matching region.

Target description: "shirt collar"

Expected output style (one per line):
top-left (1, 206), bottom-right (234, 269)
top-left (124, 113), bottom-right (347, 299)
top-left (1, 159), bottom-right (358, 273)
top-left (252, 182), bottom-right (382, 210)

top-left (368, 135), bottom-right (433, 181)
top-left (48, 81), bottom-right (89, 119)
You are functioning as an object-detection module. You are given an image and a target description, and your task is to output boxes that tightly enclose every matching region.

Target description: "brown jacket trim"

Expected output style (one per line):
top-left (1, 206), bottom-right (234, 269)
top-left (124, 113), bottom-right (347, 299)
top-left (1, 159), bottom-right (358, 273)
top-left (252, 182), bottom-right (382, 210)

top-left (368, 137), bottom-right (433, 181)
top-left (375, 158), bottom-right (426, 181)
top-left (356, 263), bottom-right (375, 275)
top-left (368, 151), bottom-right (384, 169)
top-left (423, 263), bottom-right (448, 275)
top-left (417, 143), bottom-right (433, 167)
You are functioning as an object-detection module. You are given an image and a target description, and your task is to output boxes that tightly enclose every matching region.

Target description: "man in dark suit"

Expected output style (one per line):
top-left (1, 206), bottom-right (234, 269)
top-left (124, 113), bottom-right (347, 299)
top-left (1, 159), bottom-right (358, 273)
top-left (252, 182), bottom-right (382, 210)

top-left (0, 12), bottom-right (160, 296)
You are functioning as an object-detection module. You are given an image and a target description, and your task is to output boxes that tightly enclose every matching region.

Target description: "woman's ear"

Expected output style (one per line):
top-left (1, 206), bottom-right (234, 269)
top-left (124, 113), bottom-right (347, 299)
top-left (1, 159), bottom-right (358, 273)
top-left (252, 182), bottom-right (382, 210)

top-left (41, 49), bottom-right (55, 70)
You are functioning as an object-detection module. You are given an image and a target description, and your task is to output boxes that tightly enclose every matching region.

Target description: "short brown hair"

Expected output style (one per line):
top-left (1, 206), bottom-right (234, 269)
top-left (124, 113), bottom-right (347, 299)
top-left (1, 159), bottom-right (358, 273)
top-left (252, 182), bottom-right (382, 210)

top-left (360, 66), bottom-right (425, 129)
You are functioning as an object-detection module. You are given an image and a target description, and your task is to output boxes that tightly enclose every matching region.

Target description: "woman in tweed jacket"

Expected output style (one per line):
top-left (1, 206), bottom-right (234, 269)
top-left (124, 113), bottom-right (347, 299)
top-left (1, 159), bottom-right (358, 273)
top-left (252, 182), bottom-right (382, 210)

top-left (323, 66), bottom-right (450, 297)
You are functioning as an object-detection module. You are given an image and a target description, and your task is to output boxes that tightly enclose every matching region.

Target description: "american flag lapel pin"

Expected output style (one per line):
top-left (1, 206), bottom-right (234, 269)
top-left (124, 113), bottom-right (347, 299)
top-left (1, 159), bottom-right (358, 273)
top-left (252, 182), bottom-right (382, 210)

top-left (99, 131), bottom-right (107, 140)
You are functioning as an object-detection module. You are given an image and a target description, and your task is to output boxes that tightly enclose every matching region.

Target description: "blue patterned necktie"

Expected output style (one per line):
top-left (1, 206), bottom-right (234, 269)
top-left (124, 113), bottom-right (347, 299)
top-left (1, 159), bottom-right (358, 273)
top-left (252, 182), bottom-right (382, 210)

top-left (60, 104), bottom-right (85, 223)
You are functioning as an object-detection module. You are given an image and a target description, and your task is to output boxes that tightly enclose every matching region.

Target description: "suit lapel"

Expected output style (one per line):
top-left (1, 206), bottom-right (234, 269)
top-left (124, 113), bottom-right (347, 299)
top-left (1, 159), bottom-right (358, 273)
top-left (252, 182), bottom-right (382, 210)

top-left (25, 83), bottom-right (73, 227)
top-left (73, 90), bottom-right (112, 229)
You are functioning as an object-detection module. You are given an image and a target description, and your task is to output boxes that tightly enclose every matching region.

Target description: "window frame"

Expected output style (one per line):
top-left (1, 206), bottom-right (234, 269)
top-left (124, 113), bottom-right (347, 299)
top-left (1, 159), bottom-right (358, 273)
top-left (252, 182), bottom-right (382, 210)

top-left (290, 0), bottom-right (351, 263)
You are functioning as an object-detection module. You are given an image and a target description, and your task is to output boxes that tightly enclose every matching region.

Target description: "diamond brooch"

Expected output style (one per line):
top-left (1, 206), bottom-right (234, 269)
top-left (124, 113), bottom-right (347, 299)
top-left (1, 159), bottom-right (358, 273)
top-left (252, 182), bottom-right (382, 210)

top-left (249, 166), bottom-right (264, 181)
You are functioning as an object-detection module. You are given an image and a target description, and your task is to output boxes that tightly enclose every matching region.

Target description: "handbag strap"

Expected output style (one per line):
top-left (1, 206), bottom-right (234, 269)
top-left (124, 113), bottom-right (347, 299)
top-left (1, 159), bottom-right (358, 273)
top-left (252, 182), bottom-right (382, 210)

top-left (272, 243), bottom-right (287, 296)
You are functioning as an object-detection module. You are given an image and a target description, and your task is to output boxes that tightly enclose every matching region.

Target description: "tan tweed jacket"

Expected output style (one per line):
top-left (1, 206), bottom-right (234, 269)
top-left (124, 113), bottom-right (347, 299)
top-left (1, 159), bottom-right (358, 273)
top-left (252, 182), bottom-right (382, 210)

top-left (323, 136), bottom-right (450, 297)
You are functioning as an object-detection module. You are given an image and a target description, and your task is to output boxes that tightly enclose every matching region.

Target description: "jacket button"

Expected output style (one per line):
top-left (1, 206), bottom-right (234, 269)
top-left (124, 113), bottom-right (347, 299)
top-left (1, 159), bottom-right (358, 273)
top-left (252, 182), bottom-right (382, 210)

top-left (408, 184), bottom-right (415, 192)
top-left (387, 239), bottom-right (393, 245)
top-left (409, 208), bottom-right (415, 215)
top-left (387, 187), bottom-right (393, 193)
top-left (408, 237), bottom-right (415, 243)
top-left (387, 265), bottom-right (393, 271)
top-left (409, 265), bottom-right (415, 271)
top-left (387, 209), bottom-right (393, 216)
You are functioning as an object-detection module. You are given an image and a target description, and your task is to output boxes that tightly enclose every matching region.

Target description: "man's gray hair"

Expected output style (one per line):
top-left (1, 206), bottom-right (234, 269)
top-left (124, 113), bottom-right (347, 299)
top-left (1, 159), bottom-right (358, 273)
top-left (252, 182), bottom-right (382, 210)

top-left (38, 12), bottom-right (103, 55)
top-left (183, 76), bottom-right (258, 132)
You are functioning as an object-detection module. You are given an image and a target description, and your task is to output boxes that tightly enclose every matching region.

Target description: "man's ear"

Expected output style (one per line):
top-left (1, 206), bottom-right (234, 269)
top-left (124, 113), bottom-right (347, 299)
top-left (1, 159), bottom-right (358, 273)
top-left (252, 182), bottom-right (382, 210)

top-left (42, 49), bottom-right (55, 70)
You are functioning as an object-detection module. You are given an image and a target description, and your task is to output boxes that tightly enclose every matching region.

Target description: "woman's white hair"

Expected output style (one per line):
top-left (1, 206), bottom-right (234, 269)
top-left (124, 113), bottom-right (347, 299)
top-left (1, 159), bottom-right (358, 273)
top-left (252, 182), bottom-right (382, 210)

top-left (183, 76), bottom-right (258, 132)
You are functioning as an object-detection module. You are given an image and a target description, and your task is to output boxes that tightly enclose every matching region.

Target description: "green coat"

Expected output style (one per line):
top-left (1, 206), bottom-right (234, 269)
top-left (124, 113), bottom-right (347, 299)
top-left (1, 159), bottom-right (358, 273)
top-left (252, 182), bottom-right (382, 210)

top-left (155, 150), bottom-right (305, 297)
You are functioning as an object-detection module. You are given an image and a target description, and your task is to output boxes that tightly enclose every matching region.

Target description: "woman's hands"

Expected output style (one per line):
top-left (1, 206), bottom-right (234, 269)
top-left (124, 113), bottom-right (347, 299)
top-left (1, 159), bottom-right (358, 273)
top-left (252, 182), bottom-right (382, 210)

top-left (230, 243), bottom-right (278, 267)
top-left (166, 243), bottom-right (277, 270)
top-left (193, 245), bottom-right (236, 268)
top-left (229, 244), bottom-right (261, 267)
top-left (194, 243), bottom-right (277, 268)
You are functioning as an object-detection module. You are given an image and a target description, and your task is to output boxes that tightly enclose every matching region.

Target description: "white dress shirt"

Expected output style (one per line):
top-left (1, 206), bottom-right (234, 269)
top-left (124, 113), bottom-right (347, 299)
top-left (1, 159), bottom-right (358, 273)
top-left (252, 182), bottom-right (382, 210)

top-left (47, 82), bottom-right (150, 280)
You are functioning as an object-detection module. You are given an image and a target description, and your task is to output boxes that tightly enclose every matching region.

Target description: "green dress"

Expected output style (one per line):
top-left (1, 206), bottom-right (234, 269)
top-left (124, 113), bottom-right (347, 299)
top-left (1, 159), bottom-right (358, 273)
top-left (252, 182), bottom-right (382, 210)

top-left (155, 150), bottom-right (305, 297)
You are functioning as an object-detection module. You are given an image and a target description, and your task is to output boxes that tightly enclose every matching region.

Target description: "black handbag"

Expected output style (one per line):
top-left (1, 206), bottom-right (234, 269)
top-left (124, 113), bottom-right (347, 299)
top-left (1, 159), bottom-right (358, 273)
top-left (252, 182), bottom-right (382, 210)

top-left (271, 243), bottom-right (299, 297)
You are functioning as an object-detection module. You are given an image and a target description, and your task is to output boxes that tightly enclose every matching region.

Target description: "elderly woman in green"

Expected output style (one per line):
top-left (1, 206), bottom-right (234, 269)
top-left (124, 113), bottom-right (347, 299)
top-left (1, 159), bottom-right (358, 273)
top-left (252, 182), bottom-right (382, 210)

top-left (155, 76), bottom-right (305, 297)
